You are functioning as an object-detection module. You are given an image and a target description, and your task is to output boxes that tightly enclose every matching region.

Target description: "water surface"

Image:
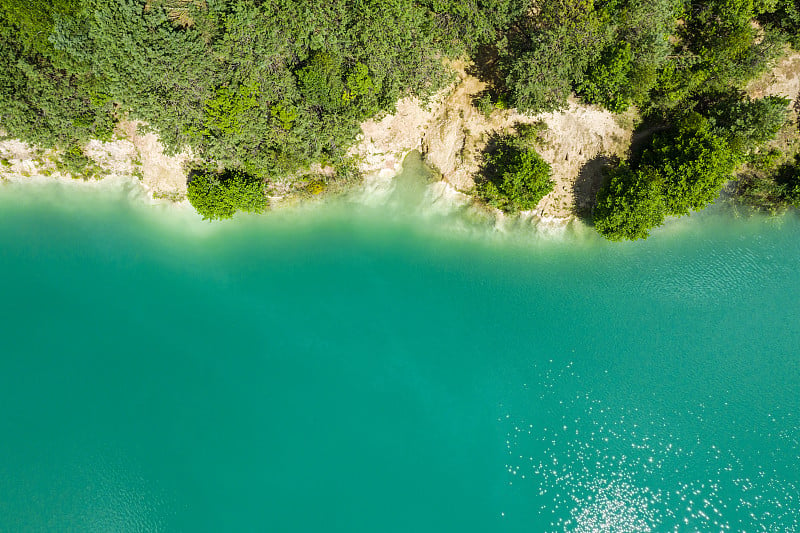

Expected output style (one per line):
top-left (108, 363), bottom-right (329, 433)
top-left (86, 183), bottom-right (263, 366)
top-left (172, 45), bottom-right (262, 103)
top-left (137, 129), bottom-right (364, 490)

top-left (1, 171), bottom-right (798, 531)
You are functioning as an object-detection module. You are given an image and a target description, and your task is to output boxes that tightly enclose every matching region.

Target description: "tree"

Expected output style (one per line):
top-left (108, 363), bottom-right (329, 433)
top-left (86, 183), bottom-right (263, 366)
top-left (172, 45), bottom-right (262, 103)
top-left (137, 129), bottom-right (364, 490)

top-left (705, 92), bottom-right (790, 153)
top-left (593, 114), bottom-right (739, 240)
top-left (0, 0), bottom-right (84, 62)
top-left (87, 0), bottom-right (218, 153)
top-left (186, 170), bottom-right (268, 220)
top-left (500, 0), bottom-right (613, 112)
top-left (578, 42), bottom-right (635, 112)
top-left (476, 135), bottom-right (554, 213)
top-left (641, 114), bottom-right (739, 215)
top-left (594, 166), bottom-right (666, 241)
top-left (759, 0), bottom-right (800, 47)
top-left (679, 0), bottom-right (782, 91)
top-left (0, 23), bottom-right (115, 149)
top-left (578, 0), bottom-right (682, 112)
top-left (734, 153), bottom-right (800, 212)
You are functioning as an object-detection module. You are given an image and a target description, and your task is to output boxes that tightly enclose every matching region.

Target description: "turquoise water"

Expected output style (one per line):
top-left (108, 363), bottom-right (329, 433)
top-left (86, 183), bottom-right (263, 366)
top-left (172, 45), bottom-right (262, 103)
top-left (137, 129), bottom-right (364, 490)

top-left (1, 170), bottom-right (799, 531)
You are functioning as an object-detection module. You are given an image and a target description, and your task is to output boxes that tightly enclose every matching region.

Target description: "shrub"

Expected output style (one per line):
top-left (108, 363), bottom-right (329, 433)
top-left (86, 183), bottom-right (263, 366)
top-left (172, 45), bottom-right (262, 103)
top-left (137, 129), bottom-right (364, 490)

top-left (56, 143), bottom-right (100, 179)
top-left (594, 166), bottom-right (666, 241)
top-left (306, 179), bottom-right (326, 195)
top-left (641, 114), bottom-right (739, 215)
top-left (477, 138), bottom-right (554, 213)
top-left (187, 170), bottom-right (267, 220)
top-left (706, 93), bottom-right (790, 153)
top-left (578, 42), bottom-right (634, 112)
top-left (593, 114), bottom-right (739, 240)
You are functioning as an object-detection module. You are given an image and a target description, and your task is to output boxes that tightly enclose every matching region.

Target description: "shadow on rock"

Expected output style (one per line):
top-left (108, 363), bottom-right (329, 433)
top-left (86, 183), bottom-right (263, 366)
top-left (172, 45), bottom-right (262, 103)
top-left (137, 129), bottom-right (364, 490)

top-left (573, 154), bottom-right (617, 222)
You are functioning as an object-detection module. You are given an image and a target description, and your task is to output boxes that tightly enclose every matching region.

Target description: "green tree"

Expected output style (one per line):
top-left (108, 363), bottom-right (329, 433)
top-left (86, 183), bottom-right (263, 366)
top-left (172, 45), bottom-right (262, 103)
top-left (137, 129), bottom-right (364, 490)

top-left (200, 83), bottom-right (261, 139)
top-left (767, 154), bottom-right (800, 208)
top-left (678, 0), bottom-right (782, 91)
top-left (759, 0), bottom-right (800, 47)
top-left (186, 170), bottom-right (268, 220)
top-left (297, 53), bottom-right (347, 114)
top-left (0, 0), bottom-right (85, 62)
top-left (594, 166), bottom-right (667, 241)
top-left (87, 0), bottom-right (219, 152)
top-left (0, 23), bottom-right (115, 149)
top-left (477, 136), bottom-right (554, 213)
top-left (500, 0), bottom-right (613, 112)
top-left (594, 114), bottom-right (739, 240)
top-left (642, 114), bottom-right (739, 215)
top-left (706, 93), bottom-right (790, 153)
top-left (578, 42), bottom-right (635, 112)
top-left (734, 153), bottom-right (800, 212)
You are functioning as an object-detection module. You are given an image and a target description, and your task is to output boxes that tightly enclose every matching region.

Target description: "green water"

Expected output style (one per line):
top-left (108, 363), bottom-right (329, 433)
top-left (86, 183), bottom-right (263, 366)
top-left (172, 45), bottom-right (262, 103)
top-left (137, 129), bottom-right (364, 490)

top-left (1, 163), bottom-right (799, 531)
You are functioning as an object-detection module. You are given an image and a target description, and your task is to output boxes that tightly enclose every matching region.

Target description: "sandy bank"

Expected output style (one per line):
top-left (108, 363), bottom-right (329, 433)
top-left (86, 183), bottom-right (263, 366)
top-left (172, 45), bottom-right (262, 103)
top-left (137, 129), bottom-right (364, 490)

top-left (0, 120), bottom-right (190, 203)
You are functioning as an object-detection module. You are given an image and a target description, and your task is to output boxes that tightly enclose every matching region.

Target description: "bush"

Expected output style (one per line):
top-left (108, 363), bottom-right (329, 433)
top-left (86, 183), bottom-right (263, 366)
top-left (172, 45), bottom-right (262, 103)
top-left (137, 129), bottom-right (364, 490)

top-left (641, 114), bottom-right (739, 215)
top-left (56, 143), bottom-right (100, 179)
top-left (706, 93), bottom-right (790, 153)
top-left (593, 114), bottom-right (739, 240)
top-left (759, 0), bottom-right (800, 48)
top-left (769, 154), bottom-right (800, 209)
top-left (594, 166), bottom-right (666, 241)
top-left (187, 170), bottom-right (268, 220)
top-left (476, 137), bottom-right (554, 213)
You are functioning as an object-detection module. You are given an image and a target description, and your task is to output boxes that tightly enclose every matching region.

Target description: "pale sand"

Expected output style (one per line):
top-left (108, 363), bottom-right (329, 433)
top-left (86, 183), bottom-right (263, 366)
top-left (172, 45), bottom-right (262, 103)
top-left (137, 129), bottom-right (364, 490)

top-left (0, 120), bottom-right (191, 202)
top-left (746, 49), bottom-right (800, 104)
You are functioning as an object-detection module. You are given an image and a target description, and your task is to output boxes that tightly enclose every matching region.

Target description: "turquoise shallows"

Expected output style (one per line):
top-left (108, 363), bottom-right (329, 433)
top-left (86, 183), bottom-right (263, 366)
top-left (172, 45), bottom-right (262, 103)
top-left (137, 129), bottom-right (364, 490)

top-left (0, 171), bottom-right (798, 531)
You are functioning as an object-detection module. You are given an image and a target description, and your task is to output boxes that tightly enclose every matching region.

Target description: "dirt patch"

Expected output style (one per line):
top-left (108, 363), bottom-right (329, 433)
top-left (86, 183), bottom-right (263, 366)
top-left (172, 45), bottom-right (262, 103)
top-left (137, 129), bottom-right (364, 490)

top-left (747, 50), bottom-right (800, 104)
top-left (114, 121), bottom-right (191, 200)
top-left (533, 102), bottom-right (632, 217)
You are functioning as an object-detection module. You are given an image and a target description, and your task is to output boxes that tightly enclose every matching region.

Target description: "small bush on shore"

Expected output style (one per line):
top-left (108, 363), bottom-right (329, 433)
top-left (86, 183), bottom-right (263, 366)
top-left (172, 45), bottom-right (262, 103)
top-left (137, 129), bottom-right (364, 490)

top-left (476, 135), bottom-right (554, 213)
top-left (187, 170), bottom-right (267, 220)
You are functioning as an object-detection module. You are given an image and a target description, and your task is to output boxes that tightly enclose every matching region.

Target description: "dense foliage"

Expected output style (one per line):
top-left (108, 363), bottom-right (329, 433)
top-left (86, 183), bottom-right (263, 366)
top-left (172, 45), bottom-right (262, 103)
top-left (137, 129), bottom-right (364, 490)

top-left (734, 153), bottom-right (800, 213)
top-left (1, 0), bottom-right (515, 178)
top-left (476, 132), bottom-right (554, 213)
top-left (186, 170), bottom-right (267, 220)
top-left (1, 0), bottom-right (798, 228)
top-left (594, 90), bottom-right (792, 240)
top-left (594, 166), bottom-right (666, 241)
top-left (595, 114), bottom-right (747, 240)
top-left (466, 0), bottom-right (793, 120)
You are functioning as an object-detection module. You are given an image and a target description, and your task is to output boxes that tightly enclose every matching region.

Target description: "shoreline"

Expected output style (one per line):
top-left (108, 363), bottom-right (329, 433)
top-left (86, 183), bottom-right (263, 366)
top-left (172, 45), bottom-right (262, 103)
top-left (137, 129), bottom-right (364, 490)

top-left (4, 50), bottom-right (798, 233)
top-left (0, 62), bottom-right (615, 228)
top-left (0, 155), bottom-right (581, 245)
top-left (0, 129), bottom-right (575, 230)
top-left (2, 159), bottom-right (798, 252)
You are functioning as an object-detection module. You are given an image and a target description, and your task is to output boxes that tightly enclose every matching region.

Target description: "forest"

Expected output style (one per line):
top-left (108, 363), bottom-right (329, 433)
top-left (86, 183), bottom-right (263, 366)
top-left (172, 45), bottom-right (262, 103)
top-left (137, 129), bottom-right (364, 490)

top-left (2, 0), bottom-right (800, 236)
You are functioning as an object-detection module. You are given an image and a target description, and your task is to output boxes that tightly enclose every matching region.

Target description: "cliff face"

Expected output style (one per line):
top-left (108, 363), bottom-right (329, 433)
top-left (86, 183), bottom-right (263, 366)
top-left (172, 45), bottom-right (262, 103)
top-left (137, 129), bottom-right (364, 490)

top-left (0, 76), bottom-right (634, 219)
top-left (0, 120), bottom-right (191, 202)
top-left (352, 51), bottom-right (800, 221)
top-left (352, 61), bottom-right (633, 221)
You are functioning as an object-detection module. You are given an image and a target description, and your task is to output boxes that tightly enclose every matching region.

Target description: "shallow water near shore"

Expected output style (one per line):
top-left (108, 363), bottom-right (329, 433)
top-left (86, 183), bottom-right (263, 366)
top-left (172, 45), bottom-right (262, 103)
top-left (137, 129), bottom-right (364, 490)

top-left (1, 170), bottom-right (799, 531)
